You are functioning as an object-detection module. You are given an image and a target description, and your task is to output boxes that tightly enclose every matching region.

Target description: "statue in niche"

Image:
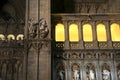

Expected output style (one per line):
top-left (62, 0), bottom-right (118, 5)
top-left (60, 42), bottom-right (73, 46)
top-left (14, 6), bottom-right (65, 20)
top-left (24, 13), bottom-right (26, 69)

top-left (117, 64), bottom-right (120, 79)
top-left (118, 70), bottom-right (120, 79)
top-left (89, 70), bottom-right (95, 80)
top-left (58, 70), bottom-right (64, 80)
top-left (56, 63), bottom-right (65, 80)
top-left (73, 69), bottom-right (79, 80)
top-left (86, 63), bottom-right (95, 80)
top-left (28, 18), bottom-right (37, 38)
top-left (72, 64), bottom-right (80, 80)
top-left (38, 18), bottom-right (49, 39)
top-left (102, 65), bottom-right (110, 80)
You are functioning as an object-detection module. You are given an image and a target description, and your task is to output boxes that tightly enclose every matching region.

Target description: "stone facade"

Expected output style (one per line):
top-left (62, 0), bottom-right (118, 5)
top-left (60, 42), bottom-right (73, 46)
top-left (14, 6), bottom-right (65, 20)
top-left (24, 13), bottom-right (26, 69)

top-left (0, 0), bottom-right (120, 80)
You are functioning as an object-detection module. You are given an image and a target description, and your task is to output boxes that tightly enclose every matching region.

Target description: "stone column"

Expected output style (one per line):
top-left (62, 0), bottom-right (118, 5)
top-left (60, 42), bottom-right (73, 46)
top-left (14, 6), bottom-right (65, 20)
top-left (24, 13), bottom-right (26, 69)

top-left (105, 21), bottom-right (113, 49)
top-left (92, 21), bottom-right (98, 49)
top-left (78, 21), bottom-right (84, 49)
top-left (63, 20), bottom-right (69, 49)
top-left (24, 0), bottom-right (51, 80)
top-left (38, 0), bottom-right (51, 80)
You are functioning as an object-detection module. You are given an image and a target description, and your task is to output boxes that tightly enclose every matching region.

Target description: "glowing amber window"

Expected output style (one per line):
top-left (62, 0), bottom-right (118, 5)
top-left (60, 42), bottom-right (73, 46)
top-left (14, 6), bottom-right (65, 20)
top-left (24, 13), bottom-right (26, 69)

top-left (7, 34), bottom-right (15, 40)
top-left (69, 24), bottom-right (79, 42)
top-left (55, 23), bottom-right (65, 42)
top-left (111, 23), bottom-right (120, 41)
top-left (83, 24), bottom-right (93, 41)
top-left (0, 34), bottom-right (5, 40)
top-left (97, 24), bottom-right (107, 41)
top-left (16, 34), bottom-right (24, 40)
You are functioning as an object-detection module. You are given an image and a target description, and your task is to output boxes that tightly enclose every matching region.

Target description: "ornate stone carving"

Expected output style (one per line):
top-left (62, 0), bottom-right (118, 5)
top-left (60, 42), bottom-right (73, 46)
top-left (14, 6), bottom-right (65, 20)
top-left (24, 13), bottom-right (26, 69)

top-left (56, 43), bottom-right (64, 48)
top-left (71, 53), bottom-right (79, 59)
top-left (28, 18), bottom-right (49, 39)
top-left (101, 53), bottom-right (108, 59)
top-left (28, 18), bottom-right (37, 39)
top-left (86, 53), bottom-right (93, 59)
top-left (38, 18), bottom-right (49, 39)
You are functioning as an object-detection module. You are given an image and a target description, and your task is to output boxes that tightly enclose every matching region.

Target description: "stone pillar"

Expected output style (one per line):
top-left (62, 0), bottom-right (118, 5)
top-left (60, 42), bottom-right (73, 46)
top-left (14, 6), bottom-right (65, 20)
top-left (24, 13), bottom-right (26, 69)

top-left (24, 0), bottom-right (51, 80)
top-left (78, 21), bottom-right (84, 49)
top-left (105, 21), bottom-right (113, 49)
top-left (92, 21), bottom-right (98, 49)
top-left (38, 0), bottom-right (51, 80)
top-left (39, 0), bottom-right (51, 38)
top-left (64, 20), bottom-right (69, 49)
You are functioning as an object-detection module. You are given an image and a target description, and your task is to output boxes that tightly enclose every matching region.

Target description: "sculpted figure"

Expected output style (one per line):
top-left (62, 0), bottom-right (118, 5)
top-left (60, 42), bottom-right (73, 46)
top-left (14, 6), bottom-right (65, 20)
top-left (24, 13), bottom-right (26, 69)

top-left (89, 70), bottom-right (95, 80)
top-left (58, 70), bottom-right (64, 80)
top-left (103, 69), bottom-right (110, 80)
top-left (39, 18), bottom-right (49, 39)
top-left (74, 70), bottom-right (79, 80)
top-left (28, 18), bottom-right (37, 38)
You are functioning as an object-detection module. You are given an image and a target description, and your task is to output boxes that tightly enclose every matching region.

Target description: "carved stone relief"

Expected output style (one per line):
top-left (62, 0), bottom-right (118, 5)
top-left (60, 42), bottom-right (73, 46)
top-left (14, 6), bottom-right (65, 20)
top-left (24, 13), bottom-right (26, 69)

top-left (28, 18), bottom-right (37, 39)
top-left (86, 53), bottom-right (93, 59)
top-left (100, 53), bottom-right (108, 59)
top-left (71, 53), bottom-right (79, 59)
top-left (38, 18), bottom-right (49, 39)
top-left (28, 18), bottom-right (49, 39)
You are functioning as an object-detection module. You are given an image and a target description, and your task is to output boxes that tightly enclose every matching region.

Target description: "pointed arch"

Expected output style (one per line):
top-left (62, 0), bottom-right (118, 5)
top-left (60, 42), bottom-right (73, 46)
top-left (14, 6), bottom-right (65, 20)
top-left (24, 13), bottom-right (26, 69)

top-left (97, 24), bottom-right (107, 41)
top-left (69, 24), bottom-right (79, 42)
top-left (111, 23), bottom-right (120, 41)
top-left (55, 23), bottom-right (65, 42)
top-left (83, 24), bottom-right (93, 42)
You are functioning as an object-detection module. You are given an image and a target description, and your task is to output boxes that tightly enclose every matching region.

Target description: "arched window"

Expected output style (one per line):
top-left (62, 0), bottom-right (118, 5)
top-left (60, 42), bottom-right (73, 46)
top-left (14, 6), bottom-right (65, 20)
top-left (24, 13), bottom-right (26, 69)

top-left (83, 24), bottom-right (93, 42)
top-left (69, 24), bottom-right (79, 42)
top-left (7, 34), bottom-right (15, 40)
top-left (111, 23), bottom-right (120, 41)
top-left (55, 23), bottom-right (65, 42)
top-left (0, 34), bottom-right (5, 40)
top-left (16, 34), bottom-right (24, 40)
top-left (97, 24), bottom-right (107, 41)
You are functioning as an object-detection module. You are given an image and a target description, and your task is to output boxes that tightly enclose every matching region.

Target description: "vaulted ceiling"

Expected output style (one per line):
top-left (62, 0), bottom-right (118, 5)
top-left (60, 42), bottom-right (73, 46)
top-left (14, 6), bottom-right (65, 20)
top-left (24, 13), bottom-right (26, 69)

top-left (0, 0), bottom-right (25, 23)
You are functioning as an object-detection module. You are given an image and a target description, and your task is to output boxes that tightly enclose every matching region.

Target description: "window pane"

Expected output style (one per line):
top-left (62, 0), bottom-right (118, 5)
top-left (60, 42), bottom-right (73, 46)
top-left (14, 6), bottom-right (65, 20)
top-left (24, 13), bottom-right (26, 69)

top-left (55, 24), bottom-right (65, 42)
top-left (83, 24), bottom-right (93, 41)
top-left (111, 23), bottom-right (120, 41)
top-left (97, 24), bottom-right (107, 41)
top-left (69, 24), bottom-right (79, 42)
